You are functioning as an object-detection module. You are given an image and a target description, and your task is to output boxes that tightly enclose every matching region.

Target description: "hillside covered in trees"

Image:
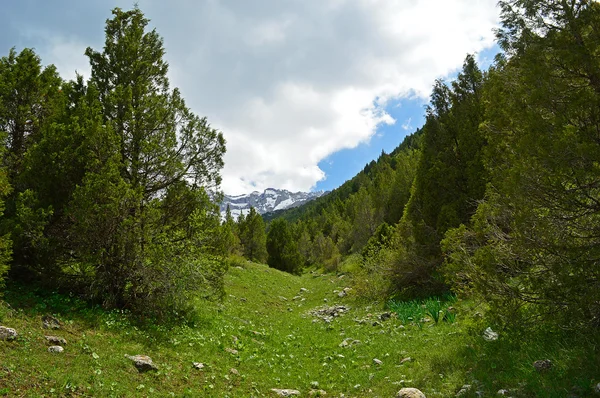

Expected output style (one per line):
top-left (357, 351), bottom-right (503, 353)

top-left (254, 0), bottom-right (600, 333)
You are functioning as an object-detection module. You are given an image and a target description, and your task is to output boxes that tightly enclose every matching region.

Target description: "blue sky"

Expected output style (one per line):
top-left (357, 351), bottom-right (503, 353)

top-left (315, 44), bottom-right (501, 192)
top-left (1, 1), bottom-right (501, 195)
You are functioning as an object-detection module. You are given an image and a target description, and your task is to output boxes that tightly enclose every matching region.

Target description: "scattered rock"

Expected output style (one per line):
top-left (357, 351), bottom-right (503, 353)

top-left (339, 338), bottom-right (361, 348)
top-left (400, 357), bottom-right (413, 364)
top-left (379, 312), bottom-right (392, 321)
top-left (300, 288), bottom-right (308, 293)
top-left (396, 387), bottom-right (426, 398)
top-left (225, 347), bottom-right (239, 355)
top-left (594, 382), bottom-right (600, 394)
top-left (230, 368), bottom-right (239, 375)
top-left (309, 389), bottom-right (327, 396)
top-left (293, 296), bottom-right (302, 301)
top-left (497, 389), bottom-right (509, 396)
top-left (279, 296), bottom-right (288, 301)
top-left (456, 384), bottom-right (472, 396)
top-left (271, 388), bottom-right (301, 396)
top-left (337, 287), bottom-right (351, 298)
top-left (533, 359), bottom-right (553, 372)
top-left (310, 381), bottom-right (319, 389)
top-left (483, 327), bottom-right (498, 342)
top-left (0, 326), bottom-right (17, 341)
top-left (48, 345), bottom-right (64, 353)
top-left (125, 355), bottom-right (158, 372)
top-left (373, 358), bottom-right (383, 365)
top-left (45, 335), bottom-right (67, 345)
top-left (192, 362), bottom-right (205, 370)
top-left (372, 321), bottom-right (381, 327)
top-left (309, 305), bottom-right (349, 323)
top-left (42, 315), bottom-right (61, 330)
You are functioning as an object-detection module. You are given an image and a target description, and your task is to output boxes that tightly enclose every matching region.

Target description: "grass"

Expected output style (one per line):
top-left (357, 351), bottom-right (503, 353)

top-left (0, 262), bottom-right (598, 397)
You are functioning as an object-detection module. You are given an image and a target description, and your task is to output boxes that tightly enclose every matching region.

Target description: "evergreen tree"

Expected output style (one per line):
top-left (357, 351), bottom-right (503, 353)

top-left (266, 218), bottom-right (302, 274)
top-left (64, 7), bottom-right (226, 315)
top-left (444, 0), bottom-right (600, 330)
top-left (238, 207), bottom-right (267, 263)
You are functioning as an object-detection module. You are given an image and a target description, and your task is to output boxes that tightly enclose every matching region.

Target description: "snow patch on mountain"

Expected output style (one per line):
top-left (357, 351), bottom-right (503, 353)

top-left (220, 188), bottom-right (326, 220)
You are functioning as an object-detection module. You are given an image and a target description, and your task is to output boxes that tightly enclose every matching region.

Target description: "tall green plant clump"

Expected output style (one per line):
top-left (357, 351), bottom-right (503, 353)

top-left (0, 7), bottom-right (228, 319)
top-left (443, 0), bottom-right (600, 330)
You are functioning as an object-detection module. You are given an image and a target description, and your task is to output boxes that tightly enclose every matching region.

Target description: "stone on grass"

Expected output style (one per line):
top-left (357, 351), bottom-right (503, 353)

top-left (48, 345), bottom-right (64, 353)
top-left (594, 382), bottom-right (600, 394)
top-left (533, 359), bottom-right (553, 372)
top-left (373, 358), bottom-right (383, 365)
top-left (339, 338), bottom-right (360, 348)
top-left (271, 388), bottom-right (301, 396)
top-left (225, 347), bottom-right (239, 355)
top-left (192, 362), bottom-right (205, 370)
top-left (0, 326), bottom-right (17, 341)
top-left (45, 335), bottom-right (67, 345)
top-left (125, 354), bottom-right (158, 372)
top-left (396, 387), bottom-right (426, 398)
top-left (309, 389), bottom-right (327, 396)
top-left (456, 384), bottom-right (471, 396)
top-left (497, 389), bottom-right (509, 396)
top-left (300, 288), bottom-right (308, 293)
top-left (483, 327), bottom-right (498, 342)
top-left (400, 357), bottom-right (413, 364)
top-left (42, 315), bottom-right (61, 330)
top-left (379, 312), bottom-right (393, 321)
top-left (230, 368), bottom-right (239, 375)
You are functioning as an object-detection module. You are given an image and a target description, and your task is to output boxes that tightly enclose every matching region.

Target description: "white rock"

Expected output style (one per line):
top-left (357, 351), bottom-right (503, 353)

top-left (125, 354), bottom-right (158, 372)
top-left (45, 335), bottom-right (67, 345)
top-left (456, 384), bottom-right (471, 396)
top-left (396, 387), bottom-right (426, 398)
top-left (0, 326), bottom-right (17, 341)
top-left (48, 345), bottom-right (64, 353)
top-left (271, 388), bottom-right (301, 396)
top-left (483, 327), bottom-right (498, 341)
top-left (373, 358), bottom-right (383, 365)
top-left (192, 362), bottom-right (205, 370)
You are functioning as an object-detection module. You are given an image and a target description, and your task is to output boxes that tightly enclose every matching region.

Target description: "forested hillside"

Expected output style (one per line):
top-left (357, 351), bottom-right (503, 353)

top-left (253, 0), bottom-right (600, 334)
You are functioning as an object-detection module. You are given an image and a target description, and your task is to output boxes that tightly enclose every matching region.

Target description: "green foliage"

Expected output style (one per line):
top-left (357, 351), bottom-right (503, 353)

top-left (0, 160), bottom-right (10, 291)
top-left (388, 295), bottom-right (456, 325)
top-left (443, 1), bottom-right (600, 331)
top-left (238, 207), bottom-right (268, 263)
top-left (0, 7), bottom-right (227, 319)
top-left (266, 218), bottom-right (302, 274)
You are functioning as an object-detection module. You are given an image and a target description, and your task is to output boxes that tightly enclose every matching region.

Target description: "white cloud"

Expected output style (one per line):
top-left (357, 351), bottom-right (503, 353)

top-left (23, 0), bottom-right (500, 194)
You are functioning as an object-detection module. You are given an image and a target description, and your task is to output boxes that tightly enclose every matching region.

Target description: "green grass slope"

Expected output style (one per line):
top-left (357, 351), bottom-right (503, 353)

top-left (0, 262), bottom-right (598, 397)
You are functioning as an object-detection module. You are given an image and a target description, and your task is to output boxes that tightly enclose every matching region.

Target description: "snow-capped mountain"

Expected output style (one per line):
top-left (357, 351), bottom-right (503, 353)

top-left (220, 188), bottom-right (326, 220)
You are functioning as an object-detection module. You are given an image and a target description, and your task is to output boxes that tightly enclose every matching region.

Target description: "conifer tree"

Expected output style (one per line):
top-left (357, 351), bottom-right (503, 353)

top-left (66, 7), bottom-right (226, 315)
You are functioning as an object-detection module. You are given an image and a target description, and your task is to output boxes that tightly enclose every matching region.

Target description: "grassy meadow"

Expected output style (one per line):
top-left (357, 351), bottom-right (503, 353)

top-left (0, 261), bottom-right (598, 397)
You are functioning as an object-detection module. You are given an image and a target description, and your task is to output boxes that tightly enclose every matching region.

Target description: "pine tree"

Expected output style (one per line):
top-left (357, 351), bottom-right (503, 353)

top-left (266, 218), bottom-right (302, 274)
top-left (239, 207), bottom-right (267, 263)
top-left (66, 7), bottom-right (226, 315)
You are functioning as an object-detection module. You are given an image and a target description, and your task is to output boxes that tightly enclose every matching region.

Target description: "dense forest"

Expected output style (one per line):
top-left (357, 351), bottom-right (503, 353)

top-left (1, 0), bottom-right (599, 340)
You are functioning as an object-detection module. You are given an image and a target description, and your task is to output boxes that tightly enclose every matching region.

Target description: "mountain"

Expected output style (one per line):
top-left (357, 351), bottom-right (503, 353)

top-left (220, 188), bottom-right (327, 219)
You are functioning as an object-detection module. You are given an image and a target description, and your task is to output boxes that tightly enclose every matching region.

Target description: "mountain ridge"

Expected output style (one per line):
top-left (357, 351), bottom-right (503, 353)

top-left (220, 188), bottom-right (327, 219)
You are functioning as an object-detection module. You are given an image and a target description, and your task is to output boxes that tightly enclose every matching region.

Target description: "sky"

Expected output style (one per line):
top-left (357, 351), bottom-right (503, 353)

top-left (1, 0), bottom-right (501, 195)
